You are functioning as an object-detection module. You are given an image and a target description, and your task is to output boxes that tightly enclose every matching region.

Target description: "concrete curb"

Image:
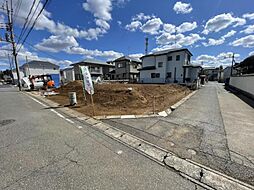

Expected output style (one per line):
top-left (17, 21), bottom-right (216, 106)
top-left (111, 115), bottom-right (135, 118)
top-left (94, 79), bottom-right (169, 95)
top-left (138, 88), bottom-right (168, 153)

top-left (24, 91), bottom-right (254, 190)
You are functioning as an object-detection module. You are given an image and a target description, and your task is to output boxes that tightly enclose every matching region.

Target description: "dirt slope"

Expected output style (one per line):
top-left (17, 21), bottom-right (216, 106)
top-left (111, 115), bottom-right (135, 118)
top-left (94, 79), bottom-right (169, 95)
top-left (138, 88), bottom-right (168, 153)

top-left (48, 81), bottom-right (191, 116)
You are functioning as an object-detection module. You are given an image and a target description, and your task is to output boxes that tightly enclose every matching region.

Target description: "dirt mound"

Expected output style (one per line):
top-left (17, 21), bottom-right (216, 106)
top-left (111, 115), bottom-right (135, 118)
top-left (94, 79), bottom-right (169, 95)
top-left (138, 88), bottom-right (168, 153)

top-left (49, 81), bottom-right (191, 116)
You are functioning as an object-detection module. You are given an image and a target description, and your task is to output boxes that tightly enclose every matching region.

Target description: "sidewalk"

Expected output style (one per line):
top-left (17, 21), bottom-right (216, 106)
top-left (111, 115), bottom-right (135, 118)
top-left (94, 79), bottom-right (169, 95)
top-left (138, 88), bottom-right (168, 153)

top-left (103, 82), bottom-right (254, 185)
top-left (216, 83), bottom-right (254, 168)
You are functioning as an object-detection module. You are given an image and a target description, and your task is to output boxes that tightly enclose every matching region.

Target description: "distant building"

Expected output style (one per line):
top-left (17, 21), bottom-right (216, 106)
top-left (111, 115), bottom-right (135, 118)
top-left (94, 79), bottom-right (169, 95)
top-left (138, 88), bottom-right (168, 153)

top-left (60, 67), bottom-right (75, 83)
top-left (70, 59), bottom-right (115, 80)
top-left (13, 60), bottom-right (60, 86)
top-left (203, 67), bottom-right (219, 81)
top-left (139, 48), bottom-right (200, 84)
top-left (20, 60), bottom-right (60, 77)
top-left (113, 56), bottom-right (142, 83)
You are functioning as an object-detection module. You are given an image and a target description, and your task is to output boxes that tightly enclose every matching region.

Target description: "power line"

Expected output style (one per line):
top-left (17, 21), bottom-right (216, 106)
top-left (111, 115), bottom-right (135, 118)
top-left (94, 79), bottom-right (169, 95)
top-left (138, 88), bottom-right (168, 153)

top-left (17, 0), bottom-right (50, 53)
top-left (23, 41), bottom-right (64, 61)
top-left (17, 0), bottom-right (40, 45)
top-left (12, 0), bottom-right (22, 24)
top-left (17, 0), bottom-right (37, 44)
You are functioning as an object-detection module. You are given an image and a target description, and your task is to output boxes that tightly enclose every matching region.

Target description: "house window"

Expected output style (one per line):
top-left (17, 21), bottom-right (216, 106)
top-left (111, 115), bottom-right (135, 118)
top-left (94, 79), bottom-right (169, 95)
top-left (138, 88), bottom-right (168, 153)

top-left (176, 55), bottom-right (180, 61)
top-left (133, 64), bottom-right (137, 69)
top-left (187, 54), bottom-right (191, 61)
top-left (158, 62), bottom-right (163, 67)
top-left (167, 72), bottom-right (172, 78)
top-left (168, 56), bottom-right (172, 61)
top-left (118, 63), bottom-right (125, 68)
top-left (151, 73), bottom-right (160, 78)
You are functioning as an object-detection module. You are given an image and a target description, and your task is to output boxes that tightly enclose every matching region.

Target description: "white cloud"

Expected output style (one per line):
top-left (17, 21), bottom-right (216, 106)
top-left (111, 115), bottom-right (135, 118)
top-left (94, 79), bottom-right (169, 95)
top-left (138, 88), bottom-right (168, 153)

top-left (249, 51), bottom-right (254, 56)
top-left (141, 18), bottom-right (163, 35)
top-left (202, 30), bottom-right (236, 47)
top-left (125, 21), bottom-right (142, 32)
top-left (163, 23), bottom-right (176, 34)
top-left (128, 53), bottom-right (144, 60)
top-left (156, 32), bottom-right (204, 47)
top-left (196, 54), bottom-right (216, 62)
top-left (195, 52), bottom-right (240, 66)
top-left (177, 22), bottom-right (197, 33)
top-left (83, 0), bottom-right (112, 21)
top-left (67, 47), bottom-right (123, 60)
top-left (243, 13), bottom-right (254, 20)
top-left (95, 19), bottom-right (110, 30)
top-left (35, 35), bottom-right (79, 53)
top-left (152, 44), bottom-right (182, 52)
top-left (241, 25), bottom-right (254, 34)
top-left (223, 30), bottom-right (236, 38)
top-left (0, 43), bottom-right (72, 67)
top-left (203, 13), bottom-right (246, 35)
top-left (132, 13), bottom-right (155, 21)
top-left (230, 35), bottom-right (254, 48)
top-left (0, 0), bottom-right (114, 41)
top-left (173, 2), bottom-right (193, 14)
top-left (202, 38), bottom-right (225, 47)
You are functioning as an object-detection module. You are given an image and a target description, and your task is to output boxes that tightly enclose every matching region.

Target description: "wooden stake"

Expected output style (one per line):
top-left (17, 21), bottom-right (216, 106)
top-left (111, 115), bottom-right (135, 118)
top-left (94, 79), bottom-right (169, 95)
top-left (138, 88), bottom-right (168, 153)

top-left (90, 91), bottom-right (95, 116)
top-left (153, 96), bottom-right (155, 114)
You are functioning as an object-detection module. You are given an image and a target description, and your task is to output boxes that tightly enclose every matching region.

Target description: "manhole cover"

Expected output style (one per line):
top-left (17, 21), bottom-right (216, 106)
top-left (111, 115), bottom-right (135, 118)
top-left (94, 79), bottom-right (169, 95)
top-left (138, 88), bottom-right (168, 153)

top-left (0, 119), bottom-right (15, 127)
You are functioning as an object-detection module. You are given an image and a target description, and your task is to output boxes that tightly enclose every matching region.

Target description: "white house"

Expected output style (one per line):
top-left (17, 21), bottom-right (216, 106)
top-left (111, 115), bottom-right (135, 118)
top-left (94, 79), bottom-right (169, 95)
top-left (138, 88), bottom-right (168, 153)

top-left (139, 48), bottom-right (201, 84)
top-left (20, 60), bottom-right (60, 77)
top-left (13, 60), bottom-right (60, 86)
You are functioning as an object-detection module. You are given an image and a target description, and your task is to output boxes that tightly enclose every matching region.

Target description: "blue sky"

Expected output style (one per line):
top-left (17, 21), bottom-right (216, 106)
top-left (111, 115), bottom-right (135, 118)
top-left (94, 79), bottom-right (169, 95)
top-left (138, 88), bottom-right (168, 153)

top-left (0, 0), bottom-right (254, 70)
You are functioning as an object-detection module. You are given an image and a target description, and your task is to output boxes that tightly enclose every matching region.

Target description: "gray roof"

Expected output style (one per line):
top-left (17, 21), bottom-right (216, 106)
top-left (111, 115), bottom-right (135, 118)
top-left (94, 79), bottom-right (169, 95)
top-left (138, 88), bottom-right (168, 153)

top-left (61, 67), bottom-right (73, 71)
top-left (141, 48), bottom-right (193, 59)
top-left (114, 56), bottom-right (141, 63)
top-left (71, 59), bottom-right (115, 67)
top-left (183, 64), bottom-right (202, 68)
top-left (20, 60), bottom-right (60, 69)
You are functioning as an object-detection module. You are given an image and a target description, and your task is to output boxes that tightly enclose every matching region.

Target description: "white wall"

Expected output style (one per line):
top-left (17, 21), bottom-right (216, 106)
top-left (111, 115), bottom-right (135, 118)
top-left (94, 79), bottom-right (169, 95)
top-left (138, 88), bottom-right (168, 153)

top-left (230, 75), bottom-right (254, 97)
top-left (64, 69), bottom-right (75, 82)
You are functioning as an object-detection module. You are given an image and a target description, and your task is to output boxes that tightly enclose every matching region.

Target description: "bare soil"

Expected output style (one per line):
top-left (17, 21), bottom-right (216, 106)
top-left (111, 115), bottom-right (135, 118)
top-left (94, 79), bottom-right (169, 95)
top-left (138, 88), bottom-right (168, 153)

top-left (48, 81), bottom-right (191, 116)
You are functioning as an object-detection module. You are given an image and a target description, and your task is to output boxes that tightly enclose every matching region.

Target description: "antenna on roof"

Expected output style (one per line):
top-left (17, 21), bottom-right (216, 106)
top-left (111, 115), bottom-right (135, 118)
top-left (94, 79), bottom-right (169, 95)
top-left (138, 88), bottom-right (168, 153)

top-left (174, 26), bottom-right (177, 46)
top-left (145, 37), bottom-right (148, 55)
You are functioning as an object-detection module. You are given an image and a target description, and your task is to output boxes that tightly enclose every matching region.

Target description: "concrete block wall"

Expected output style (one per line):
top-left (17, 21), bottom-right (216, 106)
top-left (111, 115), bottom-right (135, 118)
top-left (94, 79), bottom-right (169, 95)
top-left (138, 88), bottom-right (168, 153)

top-left (230, 75), bottom-right (254, 98)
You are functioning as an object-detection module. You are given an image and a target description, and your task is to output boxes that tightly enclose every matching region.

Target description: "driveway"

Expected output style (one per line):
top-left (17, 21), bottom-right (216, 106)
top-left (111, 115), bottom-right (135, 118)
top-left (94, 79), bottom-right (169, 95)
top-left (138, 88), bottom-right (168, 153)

top-left (103, 82), bottom-right (254, 185)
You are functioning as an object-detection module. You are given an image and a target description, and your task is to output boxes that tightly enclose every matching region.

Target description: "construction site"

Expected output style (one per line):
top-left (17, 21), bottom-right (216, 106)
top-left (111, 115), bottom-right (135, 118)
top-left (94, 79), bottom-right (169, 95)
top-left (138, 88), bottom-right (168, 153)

top-left (47, 81), bottom-right (191, 116)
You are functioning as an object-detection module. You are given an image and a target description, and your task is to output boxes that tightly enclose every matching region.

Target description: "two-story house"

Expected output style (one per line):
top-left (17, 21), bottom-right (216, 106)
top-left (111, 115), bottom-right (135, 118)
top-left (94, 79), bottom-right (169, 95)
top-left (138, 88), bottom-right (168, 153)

top-left (139, 48), bottom-right (201, 84)
top-left (71, 59), bottom-right (115, 81)
top-left (113, 56), bottom-right (142, 83)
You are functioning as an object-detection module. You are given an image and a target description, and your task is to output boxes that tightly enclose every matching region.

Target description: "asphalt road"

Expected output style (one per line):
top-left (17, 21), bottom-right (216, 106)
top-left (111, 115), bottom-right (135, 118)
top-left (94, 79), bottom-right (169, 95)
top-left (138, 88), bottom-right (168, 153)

top-left (103, 82), bottom-right (254, 185)
top-left (0, 85), bottom-right (204, 190)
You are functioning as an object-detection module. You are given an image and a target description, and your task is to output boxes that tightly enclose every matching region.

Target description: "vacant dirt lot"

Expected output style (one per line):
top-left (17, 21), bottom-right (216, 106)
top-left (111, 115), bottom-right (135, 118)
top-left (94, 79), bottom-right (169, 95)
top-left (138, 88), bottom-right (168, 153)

top-left (48, 81), bottom-right (191, 116)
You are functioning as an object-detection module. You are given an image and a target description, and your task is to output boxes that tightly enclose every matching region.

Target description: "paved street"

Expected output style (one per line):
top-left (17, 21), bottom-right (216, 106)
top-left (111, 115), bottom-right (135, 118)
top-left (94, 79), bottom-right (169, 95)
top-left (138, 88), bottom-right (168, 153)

top-left (0, 85), bottom-right (204, 190)
top-left (104, 82), bottom-right (254, 185)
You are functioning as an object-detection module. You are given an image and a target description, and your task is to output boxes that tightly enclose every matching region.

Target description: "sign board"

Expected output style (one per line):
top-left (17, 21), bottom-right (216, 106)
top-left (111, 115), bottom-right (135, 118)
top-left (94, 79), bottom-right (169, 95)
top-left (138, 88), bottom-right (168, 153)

top-left (80, 66), bottom-right (94, 95)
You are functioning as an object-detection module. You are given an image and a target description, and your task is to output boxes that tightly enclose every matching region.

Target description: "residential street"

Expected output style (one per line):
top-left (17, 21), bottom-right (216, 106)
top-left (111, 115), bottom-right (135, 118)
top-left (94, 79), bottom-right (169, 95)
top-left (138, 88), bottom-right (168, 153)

top-left (104, 82), bottom-right (254, 185)
top-left (0, 85), bottom-right (204, 190)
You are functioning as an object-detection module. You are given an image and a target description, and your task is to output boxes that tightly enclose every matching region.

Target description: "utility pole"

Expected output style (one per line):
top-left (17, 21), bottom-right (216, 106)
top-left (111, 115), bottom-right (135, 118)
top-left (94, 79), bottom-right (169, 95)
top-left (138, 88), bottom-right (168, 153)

top-left (6, 1), bottom-right (22, 91)
top-left (230, 53), bottom-right (235, 77)
top-left (174, 26), bottom-right (177, 46)
top-left (145, 37), bottom-right (148, 55)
